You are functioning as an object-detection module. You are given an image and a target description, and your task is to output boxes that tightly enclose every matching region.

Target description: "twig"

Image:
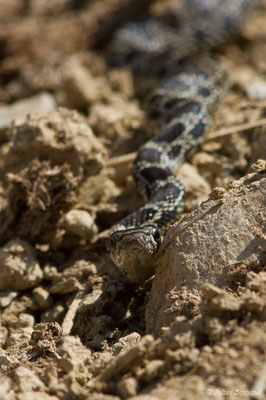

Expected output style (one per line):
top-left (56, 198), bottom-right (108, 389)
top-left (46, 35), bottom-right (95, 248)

top-left (106, 151), bottom-right (136, 167)
top-left (61, 287), bottom-right (88, 335)
top-left (206, 118), bottom-right (266, 141)
top-left (105, 118), bottom-right (266, 168)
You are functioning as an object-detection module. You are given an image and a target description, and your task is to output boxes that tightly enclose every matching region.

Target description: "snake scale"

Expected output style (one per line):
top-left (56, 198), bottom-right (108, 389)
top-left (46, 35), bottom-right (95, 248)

top-left (108, 0), bottom-right (259, 283)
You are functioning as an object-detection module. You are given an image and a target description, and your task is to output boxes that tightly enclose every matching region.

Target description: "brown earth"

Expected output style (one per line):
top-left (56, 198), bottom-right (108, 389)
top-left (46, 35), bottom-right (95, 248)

top-left (0, 1), bottom-right (265, 399)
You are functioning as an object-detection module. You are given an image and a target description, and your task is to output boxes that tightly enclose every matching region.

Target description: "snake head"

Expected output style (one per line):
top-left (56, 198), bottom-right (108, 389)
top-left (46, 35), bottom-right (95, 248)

top-left (108, 224), bottom-right (161, 284)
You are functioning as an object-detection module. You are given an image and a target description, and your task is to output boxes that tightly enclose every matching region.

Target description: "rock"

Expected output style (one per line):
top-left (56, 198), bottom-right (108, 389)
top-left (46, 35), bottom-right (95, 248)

top-left (112, 332), bottom-right (141, 355)
top-left (6, 107), bottom-right (106, 177)
top-left (0, 326), bottom-right (8, 347)
top-left (33, 287), bottom-right (53, 309)
top-left (0, 375), bottom-right (15, 400)
top-left (61, 209), bottom-right (98, 239)
top-left (245, 77), bottom-right (266, 100)
top-left (58, 335), bottom-right (92, 374)
top-left (0, 351), bottom-right (19, 374)
top-left (41, 305), bottom-right (65, 323)
top-left (0, 239), bottom-right (43, 290)
top-left (201, 283), bottom-right (223, 300)
top-left (13, 366), bottom-right (45, 391)
top-left (0, 290), bottom-right (18, 307)
top-left (60, 57), bottom-right (110, 109)
top-left (29, 322), bottom-right (62, 357)
top-left (50, 277), bottom-right (82, 294)
top-left (6, 313), bottom-right (35, 349)
top-left (117, 377), bottom-right (138, 398)
top-left (246, 271), bottom-right (266, 292)
top-left (2, 160), bottom-right (77, 243)
top-left (78, 288), bottom-right (103, 313)
top-left (146, 172), bottom-right (266, 335)
top-left (0, 92), bottom-right (56, 130)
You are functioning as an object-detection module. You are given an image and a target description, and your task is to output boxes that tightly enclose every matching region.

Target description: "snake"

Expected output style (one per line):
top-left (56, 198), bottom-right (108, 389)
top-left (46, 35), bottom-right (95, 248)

top-left (108, 0), bottom-right (259, 283)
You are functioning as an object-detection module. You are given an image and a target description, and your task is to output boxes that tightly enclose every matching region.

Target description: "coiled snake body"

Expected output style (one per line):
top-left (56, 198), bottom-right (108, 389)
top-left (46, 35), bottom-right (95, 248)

top-left (108, 0), bottom-right (259, 283)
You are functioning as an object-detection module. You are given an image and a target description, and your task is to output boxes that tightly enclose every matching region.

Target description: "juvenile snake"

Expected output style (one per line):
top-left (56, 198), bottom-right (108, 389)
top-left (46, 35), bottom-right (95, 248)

top-left (108, 0), bottom-right (259, 283)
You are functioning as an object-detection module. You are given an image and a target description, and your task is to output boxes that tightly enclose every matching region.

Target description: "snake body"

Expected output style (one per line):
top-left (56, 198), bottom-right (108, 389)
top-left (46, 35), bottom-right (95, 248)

top-left (108, 0), bottom-right (259, 283)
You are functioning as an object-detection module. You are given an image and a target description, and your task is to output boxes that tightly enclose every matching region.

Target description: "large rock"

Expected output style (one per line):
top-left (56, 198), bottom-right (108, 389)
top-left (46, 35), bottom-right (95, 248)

top-left (5, 107), bottom-right (106, 177)
top-left (146, 171), bottom-right (266, 335)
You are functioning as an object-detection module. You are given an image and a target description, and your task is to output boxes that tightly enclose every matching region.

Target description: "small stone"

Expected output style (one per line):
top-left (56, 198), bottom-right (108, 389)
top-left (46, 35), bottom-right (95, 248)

top-left (13, 366), bottom-right (45, 391)
top-left (112, 332), bottom-right (141, 355)
top-left (241, 292), bottom-right (264, 313)
top-left (208, 186), bottom-right (227, 200)
top-left (41, 304), bottom-right (65, 322)
top-left (246, 271), bottom-right (266, 292)
top-left (61, 209), bottom-right (98, 239)
top-left (201, 283), bottom-right (223, 300)
top-left (202, 345), bottom-right (213, 353)
top-left (78, 288), bottom-right (103, 313)
top-left (0, 326), bottom-right (8, 347)
top-left (17, 313), bottom-right (35, 328)
top-left (33, 287), bottom-right (53, 309)
top-left (246, 77), bottom-right (266, 100)
top-left (118, 377), bottom-right (138, 399)
top-left (249, 159), bottom-right (266, 173)
top-left (0, 375), bottom-right (15, 400)
top-left (0, 92), bottom-right (56, 129)
top-left (0, 291), bottom-right (18, 307)
top-left (205, 293), bottom-right (240, 314)
top-left (140, 360), bottom-right (165, 383)
top-left (61, 57), bottom-right (110, 109)
top-left (0, 239), bottom-right (43, 290)
top-left (58, 335), bottom-right (92, 373)
top-left (0, 352), bottom-right (19, 373)
top-left (50, 277), bottom-right (82, 294)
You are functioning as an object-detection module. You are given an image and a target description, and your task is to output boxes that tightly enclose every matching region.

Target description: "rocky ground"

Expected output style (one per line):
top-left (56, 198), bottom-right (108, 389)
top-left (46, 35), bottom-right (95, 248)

top-left (0, 1), bottom-right (265, 399)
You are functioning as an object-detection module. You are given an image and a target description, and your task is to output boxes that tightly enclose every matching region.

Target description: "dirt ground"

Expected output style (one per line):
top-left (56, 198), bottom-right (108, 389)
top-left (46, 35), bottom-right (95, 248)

top-left (0, 1), bottom-right (266, 399)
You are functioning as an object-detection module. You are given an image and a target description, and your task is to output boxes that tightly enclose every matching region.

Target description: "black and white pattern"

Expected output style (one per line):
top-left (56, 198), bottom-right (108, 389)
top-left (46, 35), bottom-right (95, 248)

top-left (108, 0), bottom-right (259, 283)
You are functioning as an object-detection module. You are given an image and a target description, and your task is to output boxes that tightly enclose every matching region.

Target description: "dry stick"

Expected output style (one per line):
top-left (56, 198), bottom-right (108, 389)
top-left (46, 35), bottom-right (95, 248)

top-left (106, 151), bottom-right (136, 168)
top-left (105, 118), bottom-right (266, 168)
top-left (205, 117), bottom-right (266, 141)
top-left (61, 287), bottom-right (88, 335)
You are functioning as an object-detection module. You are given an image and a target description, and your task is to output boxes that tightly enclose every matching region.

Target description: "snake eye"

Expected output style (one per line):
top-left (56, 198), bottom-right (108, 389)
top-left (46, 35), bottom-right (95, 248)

top-left (109, 235), bottom-right (116, 247)
top-left (152, 227), bottom-right (161, 243)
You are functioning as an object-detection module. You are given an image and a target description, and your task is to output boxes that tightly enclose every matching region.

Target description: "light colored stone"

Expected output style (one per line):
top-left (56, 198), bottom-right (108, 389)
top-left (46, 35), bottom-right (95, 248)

top-left (60, 56), bottom-right (110, 109)
top-left (0, 239), bottom-right (43, 290)
top-left (61, 209), bottom-right (98, 239)
top-left (246, 77), bottom-right (266, 100)
top-left (0, 375), bottom-right (15, 400)
top-left (33, 286), bottom-right (53, 309)
top-left (6, 107), bottom-right (106, 177)
top-left (13, 366), bottom-right (45, 391)
top-left (112, 332), bottom-right (141, 355)
top-left (146, 172), bottom-right (266, 335)
top-left (50, 277), bottom-right (82, 294)
top-left (0, 290), bottom-right (18, 307)
top-left (118, 377), bottom-right (138, 398)
top-left (0, 92), bottom-right (56, 129)
top-left (58, 335), bottom-right (92, 373)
